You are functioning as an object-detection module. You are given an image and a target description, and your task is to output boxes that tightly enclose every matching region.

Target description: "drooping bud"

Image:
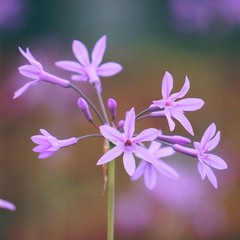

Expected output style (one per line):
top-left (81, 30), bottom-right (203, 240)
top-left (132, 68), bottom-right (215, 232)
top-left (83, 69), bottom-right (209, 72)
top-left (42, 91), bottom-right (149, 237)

top-left (107, 98), bottom-right (117, 120)
top-left (158, 133), bottom-right (191, 146)
top-left (77, 98), bottom-right (93, 122)
top-left (117, 120), bottom-right (125, 129)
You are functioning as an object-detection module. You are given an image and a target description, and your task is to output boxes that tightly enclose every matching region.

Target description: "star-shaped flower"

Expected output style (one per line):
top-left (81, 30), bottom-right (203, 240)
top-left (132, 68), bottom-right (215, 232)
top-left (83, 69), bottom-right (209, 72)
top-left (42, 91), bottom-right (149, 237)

top-left (173, 123), bottom-right (227, 188)
top-left (14, 47), bottom-right (70, 99)
top-left (31, 129), bottom-right (78, 159)
top-left (97, 108), bottom-right (159, 176)
top-left (55, 35), bottom-right (123, 92)
top-left (150, 71), bottom-right (204, 135)
top-left (132, 141), bottom-right (179, 190)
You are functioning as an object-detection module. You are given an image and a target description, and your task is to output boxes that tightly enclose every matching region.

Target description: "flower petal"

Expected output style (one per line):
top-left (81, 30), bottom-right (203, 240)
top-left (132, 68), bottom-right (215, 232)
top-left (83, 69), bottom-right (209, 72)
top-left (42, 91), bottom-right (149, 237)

top-left (19, 65), bottom-right (40, 79)
top-left (170, 76), bottom-right (190, 100)
top-left (133, 128), bottom-right (159, 143)
top-left (164, 108), bottom-right (176, 132)
top-left (131, 160), bottom-right (146, 180)
top-left (55, 60), bottom-right (85, 73)
top-left (175, 98), bottom-right (204, 111)
top-left (99, 125), bottom-right (124, 144)
top-left (91, 35), bottom-right (107, 67)
top-left (205, 131), bottom-right (220, 152)
top-left (38, 151), bottom-right (56, 159)
top-left (203, 154), bottom-right (227, 169)
top-left (0, 199), bottom-right (16, 211)
top-left (132, 145), bottom-right (155, 164)
top-left (200, 123), bottom-right (216, 149)
top-left (123, 150), bottom-right (136, 176)
top-left (155, 160), bottom-right (179, 179)
top-left (13, 80), bottom-right (38, 99)
top-left (97, 62), bottom-right (123, 77)
top-left (144, 164), bottom-right (157, 190)
top-left (171, 110), bottom-right (194, 135)
top-left (162, 71), bottom-right (173, 99)
top-left (198, 162), bottom-right (206, 179)
top-left (72, 40), bottom-right (90, 66)
top-left (124, 108), bottom-right (135, 139)
top-left (205, 165), bottom-right (218, 188)
top-left (148, 141), bottom-right (161, 153)
top-left (155, 146), bottom-right (175, 158)
top-left (71, 74), bottom-right (89, 82)
top-left (97, 145), bottom-right (123, 165)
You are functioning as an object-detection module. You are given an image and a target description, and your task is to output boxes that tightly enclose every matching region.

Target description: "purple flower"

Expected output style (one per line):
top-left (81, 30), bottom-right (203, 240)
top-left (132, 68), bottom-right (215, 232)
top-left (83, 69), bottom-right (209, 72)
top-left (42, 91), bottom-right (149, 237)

top-left (31, 129), bottom-right (78, 159)
top-left (0, 199), bottom-right (16, 211)
top-left (14, 47), bottom-right (70, 99)
top-left (150, 71), bottom-right (204, 135)
top-left (97, 108), bottom-right (159, 176)
top-left (173, 123), bottom-right (227, 188)
top-left (132, 141), bottom-right (179, 190)
top-left (55, 35), bottom-right (123, 92)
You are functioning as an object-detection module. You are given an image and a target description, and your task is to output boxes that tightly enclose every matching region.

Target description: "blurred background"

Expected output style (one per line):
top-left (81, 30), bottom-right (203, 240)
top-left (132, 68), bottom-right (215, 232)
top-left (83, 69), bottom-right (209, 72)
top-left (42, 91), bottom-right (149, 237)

top-left (1, 0), bottom-right (240, 239)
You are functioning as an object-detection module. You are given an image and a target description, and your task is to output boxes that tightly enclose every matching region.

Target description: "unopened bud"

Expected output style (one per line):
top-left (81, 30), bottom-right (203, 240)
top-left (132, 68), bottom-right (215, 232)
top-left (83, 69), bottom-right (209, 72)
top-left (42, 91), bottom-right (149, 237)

top-left (77, 98), bottom-right (93, 122)
top-left (107, 98), bottom-right (117, 120)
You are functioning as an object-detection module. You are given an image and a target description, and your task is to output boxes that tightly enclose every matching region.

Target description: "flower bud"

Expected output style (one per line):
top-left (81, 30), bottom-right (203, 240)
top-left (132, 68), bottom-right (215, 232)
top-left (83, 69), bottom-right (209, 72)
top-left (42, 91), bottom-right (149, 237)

top-left (77, 98), bottom-right (93, 122)
top-left (107, 98), bottom-right (117, 120)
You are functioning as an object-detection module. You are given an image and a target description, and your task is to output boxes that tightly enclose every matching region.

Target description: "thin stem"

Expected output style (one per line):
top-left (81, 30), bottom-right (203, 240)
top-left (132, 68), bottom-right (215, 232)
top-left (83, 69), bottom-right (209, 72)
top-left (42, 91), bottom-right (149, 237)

top-left (107, 157), bottom-right (115, 240)
top-left (135, 108), bottom-right (150, 120)
top-left (95, 87), bottom-right (110, 125)
top-left (70, 83), bottom-right (105, 124)
top-left (76, 133), bottom-right (102, 141)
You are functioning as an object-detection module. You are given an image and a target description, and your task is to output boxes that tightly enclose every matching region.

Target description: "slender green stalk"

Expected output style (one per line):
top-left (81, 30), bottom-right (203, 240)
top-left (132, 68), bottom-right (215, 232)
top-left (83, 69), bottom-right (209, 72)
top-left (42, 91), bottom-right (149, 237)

top-left (107, 159), bottom-right (115, 240)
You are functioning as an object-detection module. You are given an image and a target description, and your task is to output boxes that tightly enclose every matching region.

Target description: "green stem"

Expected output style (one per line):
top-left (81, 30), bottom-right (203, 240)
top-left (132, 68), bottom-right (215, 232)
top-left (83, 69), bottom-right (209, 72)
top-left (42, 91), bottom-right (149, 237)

top-left (107, 159), bottom-right (115, 240)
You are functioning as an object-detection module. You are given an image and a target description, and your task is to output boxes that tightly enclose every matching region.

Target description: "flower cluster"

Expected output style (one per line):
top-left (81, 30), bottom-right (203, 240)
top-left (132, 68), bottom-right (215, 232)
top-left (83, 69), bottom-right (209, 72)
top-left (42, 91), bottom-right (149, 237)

top-left (15, 35), bottom-right (227, 189)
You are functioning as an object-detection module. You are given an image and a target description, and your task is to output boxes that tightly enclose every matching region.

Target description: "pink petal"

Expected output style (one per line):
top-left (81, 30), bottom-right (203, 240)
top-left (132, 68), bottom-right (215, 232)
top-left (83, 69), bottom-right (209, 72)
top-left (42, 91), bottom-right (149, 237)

top-left (91, 35), bottom-right (107, 67)
top-left (203, 154), bottom-right (227, 169)
top-left (99, 125), bottom-right (124, 144)
top-left (55, 60), bottom-right (84, 73)
top-left (0, 199), bottom-right (16, 211)
top-left (198, 162), bottom-right (206, 179)
top-left (205, 131), bottom-right (220, 152)
top-left (71, 74), bottom-right (89, 82)
top-left (200, 123), bottom-right (216, 148)
top-left (173, 144), bottom-right (198, 157)
top-left (72, 40), bottom-right (90, 66)
top-left (31, 136), bottom-right (49, 145)
top-left (148, 141), bottom-right (161, 153)
top-left (164, 108), bottom-right (176, 132)
top-left (144, 164), bottom-right (157, 190)
top-left (40, 129), bottom-right (51, 136)
top-left (58, 137), bottom-right (78, 148)
top-left (155, 146), bottom-right (175, 158)
top-left (172, 110), bottom-right (194, 135)
top-left (133, 128), bottom-right (159, 143)
top-left (162, 71), bottom-right (173, 99)
top-left (170, 76), bottom-right (190, 100)
top-left (13, 80), bottom-right (38, 99)
top-left (19, 65), bottom-right (40, 79)
top-left (131, 160), bottom-right (146, 180)
top-left (124, 108), bottom-right (135, 139)
top-left (175, 98), bottom-right (204, 111)
top-left (123, 150), bottom-right (136, 176)
top-left (38, 151), bottom-right (56, 159)
top-left (132, 145), bottom-right (155, 164)
top-left (97, 62), bottom-right (122, 77)
top-left (33, 145), bottom-right (49, 153)
top-left (97, 145), bottom-right (123, 165)
top-left (155, 160), bottom-right (179, 179)
top-left (205, 165), bottom-right (218, 188)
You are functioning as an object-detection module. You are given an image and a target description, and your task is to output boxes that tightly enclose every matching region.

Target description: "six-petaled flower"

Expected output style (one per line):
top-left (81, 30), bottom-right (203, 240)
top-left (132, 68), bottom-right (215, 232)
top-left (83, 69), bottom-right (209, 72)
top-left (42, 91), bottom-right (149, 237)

top-left (31, 129), bottom-right (78, 159)
top-left (173, 123), bottom-right (227, 188)
top-left (97, 108), bottom-right (159, 176)
top-left (150, 71), bottom-right (204, 135)
top-left (132, 141), bottom-right (179, 190)
top-left (14, 47), bottom-right (70, 99)
top-left (55, 35), bottom-right (123, 92)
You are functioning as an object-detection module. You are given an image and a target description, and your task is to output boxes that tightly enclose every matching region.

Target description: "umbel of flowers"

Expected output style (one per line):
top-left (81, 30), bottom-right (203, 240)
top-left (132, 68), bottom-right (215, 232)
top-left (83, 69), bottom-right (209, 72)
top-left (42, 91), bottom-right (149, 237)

top-left (14, 35), bottom-right (227, 239)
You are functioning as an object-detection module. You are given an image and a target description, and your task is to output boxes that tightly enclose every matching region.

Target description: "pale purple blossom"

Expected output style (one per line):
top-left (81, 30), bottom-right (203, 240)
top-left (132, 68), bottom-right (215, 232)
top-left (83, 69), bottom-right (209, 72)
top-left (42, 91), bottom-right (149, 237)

top-left (158, 130), bottom-right (191, 146)
top-left (173, 123), bottom-right (227, 188)
top-left (150, 71), bottom-right (204, 135)
top-left (107, 98), bottom-right (117, 120)
top-left (77, 97), bottom-right (93, 122)
top-left (55, 35), bottom-right (122, 92)
top-left (0, 199), bottom-right (16, 211)
top-left (31, 129), bottom-right (78, 159)
top-left (132, 141), bottom-right (178, 190)
top-left (14, 47), bottom-right (70, 99)
top-left (97, 108), bottom-right (159, 176)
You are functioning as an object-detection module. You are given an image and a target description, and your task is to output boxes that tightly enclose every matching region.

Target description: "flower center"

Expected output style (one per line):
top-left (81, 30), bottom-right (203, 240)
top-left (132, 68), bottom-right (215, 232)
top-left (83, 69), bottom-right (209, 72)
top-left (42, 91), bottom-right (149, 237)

top-left (125, 139), bottom-right (132, 146)
top-left (165, 101), bottom-right (171, 106)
